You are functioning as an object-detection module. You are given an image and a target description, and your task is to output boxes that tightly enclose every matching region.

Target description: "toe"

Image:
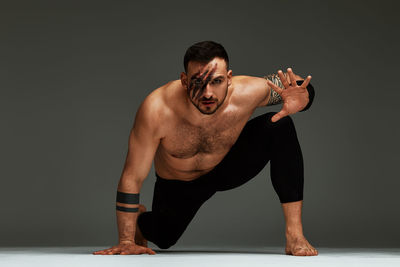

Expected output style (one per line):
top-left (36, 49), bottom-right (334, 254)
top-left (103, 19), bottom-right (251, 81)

top-left (293, 248), bottom-right (306, 256)
top-left (307, 249), bottom-right (316, 256)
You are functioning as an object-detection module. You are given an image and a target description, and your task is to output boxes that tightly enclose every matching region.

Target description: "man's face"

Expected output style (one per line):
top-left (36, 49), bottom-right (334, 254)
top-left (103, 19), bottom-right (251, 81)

top-left (181, 57), bottom-right (232, 115)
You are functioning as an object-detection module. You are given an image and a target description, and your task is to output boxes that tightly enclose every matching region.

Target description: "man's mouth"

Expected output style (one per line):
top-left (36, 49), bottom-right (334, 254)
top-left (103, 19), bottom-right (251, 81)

top-left (202, 101), bottom-right (215, 105)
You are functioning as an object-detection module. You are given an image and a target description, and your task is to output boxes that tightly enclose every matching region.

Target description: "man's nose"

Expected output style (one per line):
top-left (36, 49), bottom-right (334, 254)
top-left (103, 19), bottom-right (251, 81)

top-left (203, 84), bottom-right (213, 98)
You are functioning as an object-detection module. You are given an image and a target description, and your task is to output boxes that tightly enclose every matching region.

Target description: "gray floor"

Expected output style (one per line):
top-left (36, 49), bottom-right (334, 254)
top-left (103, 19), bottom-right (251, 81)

top-left (1, 246), bottom-right (399, 267)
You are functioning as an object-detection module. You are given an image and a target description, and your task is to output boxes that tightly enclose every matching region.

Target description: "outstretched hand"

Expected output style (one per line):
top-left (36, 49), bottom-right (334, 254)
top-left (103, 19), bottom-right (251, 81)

top-left (93, 242), bottom-right (156, 255)
top-left (266, 68), bottom-right (312, 123)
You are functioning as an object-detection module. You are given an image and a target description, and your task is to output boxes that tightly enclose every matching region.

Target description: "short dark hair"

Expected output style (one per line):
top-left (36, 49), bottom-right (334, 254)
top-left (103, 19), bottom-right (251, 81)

top-left (183, 41), bottom-right (229, 73)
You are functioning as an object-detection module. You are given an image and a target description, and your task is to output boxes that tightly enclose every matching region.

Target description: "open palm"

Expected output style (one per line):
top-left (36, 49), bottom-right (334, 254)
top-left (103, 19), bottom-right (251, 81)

top-left (266, 68), bottom-right (312, 123)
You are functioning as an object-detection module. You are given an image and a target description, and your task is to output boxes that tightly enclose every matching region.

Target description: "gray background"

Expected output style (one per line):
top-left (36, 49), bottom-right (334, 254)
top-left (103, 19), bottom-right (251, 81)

top-left (1, 0), bottom-right (399, 248)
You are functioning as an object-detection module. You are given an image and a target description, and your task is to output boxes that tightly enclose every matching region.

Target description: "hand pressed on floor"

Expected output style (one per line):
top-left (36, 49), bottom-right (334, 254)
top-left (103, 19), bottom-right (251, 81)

top-left (93, 242), bottom-right (156, 255)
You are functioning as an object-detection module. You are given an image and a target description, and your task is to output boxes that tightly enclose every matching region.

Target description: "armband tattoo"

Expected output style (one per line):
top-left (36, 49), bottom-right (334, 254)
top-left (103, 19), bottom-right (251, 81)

top-left (263, 74), bottom-right (315, 111)
top-left (116, 191), bottom-right (140, 213)
top-left (264, 73), bottom-right (284, 106)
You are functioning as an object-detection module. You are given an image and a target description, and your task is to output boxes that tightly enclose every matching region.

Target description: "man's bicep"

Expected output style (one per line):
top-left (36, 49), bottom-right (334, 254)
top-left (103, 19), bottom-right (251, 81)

top-left (125, 128), bottom-right (160, 179)
top-left (121, 100), bottom-right (162, 183)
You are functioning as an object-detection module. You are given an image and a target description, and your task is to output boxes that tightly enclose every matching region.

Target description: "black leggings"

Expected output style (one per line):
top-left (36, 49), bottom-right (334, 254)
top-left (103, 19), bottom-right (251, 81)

top-left (137, 111), bottom-right (304, 249)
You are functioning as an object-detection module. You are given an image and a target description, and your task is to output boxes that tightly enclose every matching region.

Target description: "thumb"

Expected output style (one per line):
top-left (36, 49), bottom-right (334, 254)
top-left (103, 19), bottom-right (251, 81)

top-left (271, 111), bottom-right (287, 123)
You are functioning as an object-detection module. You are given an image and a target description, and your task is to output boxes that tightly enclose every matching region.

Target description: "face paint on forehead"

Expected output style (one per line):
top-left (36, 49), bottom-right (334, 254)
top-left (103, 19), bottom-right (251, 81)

top-left (198, 62), bottom-right (217, 80)
top-left (188, 63), bottom-right (218, 99)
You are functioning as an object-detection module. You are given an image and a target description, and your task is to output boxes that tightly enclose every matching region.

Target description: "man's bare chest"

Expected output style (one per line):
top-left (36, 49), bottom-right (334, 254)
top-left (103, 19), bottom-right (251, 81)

top-left (160, 111), bottom-right (250, 159)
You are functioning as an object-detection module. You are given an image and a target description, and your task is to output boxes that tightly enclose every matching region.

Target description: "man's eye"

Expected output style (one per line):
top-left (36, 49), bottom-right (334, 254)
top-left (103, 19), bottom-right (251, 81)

top-left (195, 79), bottom-right (203, 85)
top-left (213, 79), bottom-right (221, 84)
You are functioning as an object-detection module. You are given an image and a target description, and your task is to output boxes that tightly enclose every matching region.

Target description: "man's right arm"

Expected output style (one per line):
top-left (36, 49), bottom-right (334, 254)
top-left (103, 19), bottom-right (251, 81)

top-left (93, 93), bottom-right (163, 255)
top-left (117, 94), bottom-right (162, 244)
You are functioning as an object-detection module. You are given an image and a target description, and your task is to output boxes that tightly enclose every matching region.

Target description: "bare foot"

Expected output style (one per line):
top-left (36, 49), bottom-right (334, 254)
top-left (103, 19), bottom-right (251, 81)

top-left (134, 204), bottom-right (148, 247)
top-left (285, 234), bottom-right (318, 256)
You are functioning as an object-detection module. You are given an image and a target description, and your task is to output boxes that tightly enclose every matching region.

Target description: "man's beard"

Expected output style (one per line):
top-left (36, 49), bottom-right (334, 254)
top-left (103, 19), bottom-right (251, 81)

top-left (190, 87), bottom-right (228, 115)
top-left (195, 101), bottom-right (219, 115)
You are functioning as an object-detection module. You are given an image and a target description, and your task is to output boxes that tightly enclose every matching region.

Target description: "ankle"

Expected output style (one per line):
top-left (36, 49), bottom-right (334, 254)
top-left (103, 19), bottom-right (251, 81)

top-left (285, 225), bottom-right (304, 238)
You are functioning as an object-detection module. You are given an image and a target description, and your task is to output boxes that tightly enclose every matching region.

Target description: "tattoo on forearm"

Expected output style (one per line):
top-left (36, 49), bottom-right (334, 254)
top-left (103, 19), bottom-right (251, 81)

top-left (264, 73), bottom-right (286, 106)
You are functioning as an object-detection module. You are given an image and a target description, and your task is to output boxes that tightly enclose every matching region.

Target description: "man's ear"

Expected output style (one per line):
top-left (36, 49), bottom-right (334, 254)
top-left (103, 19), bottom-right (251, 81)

top-left (227, 69), bottom-right (233, 86)
top-left (180, 72), bottom-right (188, 89)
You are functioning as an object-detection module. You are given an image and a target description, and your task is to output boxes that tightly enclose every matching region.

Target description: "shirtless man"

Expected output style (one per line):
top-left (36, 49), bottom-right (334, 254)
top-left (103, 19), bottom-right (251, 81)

top-left (93, 41), bottom-right (318, 256)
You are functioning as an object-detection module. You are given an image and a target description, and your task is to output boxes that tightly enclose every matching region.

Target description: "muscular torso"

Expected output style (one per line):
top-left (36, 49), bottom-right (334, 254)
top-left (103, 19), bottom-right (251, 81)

top-left (153, 76), bottom-right (265, 181)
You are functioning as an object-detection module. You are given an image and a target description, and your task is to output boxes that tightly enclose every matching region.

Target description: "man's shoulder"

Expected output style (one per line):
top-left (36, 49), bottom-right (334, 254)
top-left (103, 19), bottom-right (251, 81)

top-left (138, 80), bottom-right (180, 122)
top-left (146, 79), bottom-right (181, 105)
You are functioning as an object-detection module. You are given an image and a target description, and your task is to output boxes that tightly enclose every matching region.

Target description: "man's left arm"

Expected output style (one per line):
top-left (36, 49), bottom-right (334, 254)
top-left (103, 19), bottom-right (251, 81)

top-left (258, 70), bottom-right (315, 112)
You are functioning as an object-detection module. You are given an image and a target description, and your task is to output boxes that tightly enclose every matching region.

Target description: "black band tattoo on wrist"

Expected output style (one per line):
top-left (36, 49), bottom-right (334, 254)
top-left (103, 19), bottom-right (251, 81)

top-left (116, 191), bottom-right (140, 204)
top-left (116, 206), bottom-right (139, 213)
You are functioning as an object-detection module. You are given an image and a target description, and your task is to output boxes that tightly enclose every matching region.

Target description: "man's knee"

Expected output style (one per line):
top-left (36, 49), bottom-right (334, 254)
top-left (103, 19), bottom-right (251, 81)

top-left (137, 212), bottom-right (178, 249)
top-left (153, 226), bottom-right (182, 249)
top-left (155, 238), bottom-right (178, 249)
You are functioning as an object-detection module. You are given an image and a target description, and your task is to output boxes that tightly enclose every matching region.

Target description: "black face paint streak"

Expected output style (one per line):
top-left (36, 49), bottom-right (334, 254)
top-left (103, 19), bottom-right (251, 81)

top-left (188, 65), bottom-right (217, 100)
